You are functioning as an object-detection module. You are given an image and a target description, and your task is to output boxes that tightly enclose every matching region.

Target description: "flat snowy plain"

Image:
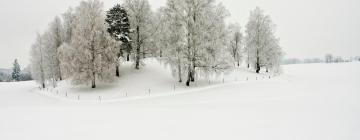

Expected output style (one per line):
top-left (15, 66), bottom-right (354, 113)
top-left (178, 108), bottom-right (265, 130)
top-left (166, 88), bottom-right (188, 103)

top-left (0, 60), bottom-right (359, 140)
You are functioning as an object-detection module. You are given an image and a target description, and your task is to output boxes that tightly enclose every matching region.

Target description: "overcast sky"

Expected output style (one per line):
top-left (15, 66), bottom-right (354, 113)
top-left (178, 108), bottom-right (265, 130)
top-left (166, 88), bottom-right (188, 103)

top-left (0, 0), bottom-right (359, 68)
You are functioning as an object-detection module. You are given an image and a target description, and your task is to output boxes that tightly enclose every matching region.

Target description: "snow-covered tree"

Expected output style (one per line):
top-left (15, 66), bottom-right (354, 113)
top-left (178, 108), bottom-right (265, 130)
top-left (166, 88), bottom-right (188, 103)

top-left (227, 23), bottom-right (243, 67)
top-left (161, 0), bottom-right (231, 86)
top-left (105, 4), bottom-right (132, 77)
top-left (160, 2), bottom-right (186, 82)
top-left (66, 0), bottom-right (117, 88)
top-left (263, 36), bottom-right (283, 72)
top-left (61, 7), bottom-right (76, 44)
top-left (57, 43), bottom-right (74, 79)
top-left (40, 31), bottom-right (59, 87)
top-left (48, 16), bottom-right (63, 80)
top-left (124, 0), bottom-right (154, 69)
top-left (245, 7), bottom-right (282, 73)
top-left (325, 54), bottom-right (333, 63)
top-left (30, 33), bottom-right (46, 88)
top-left (11, 59), bottom-right (21, 82)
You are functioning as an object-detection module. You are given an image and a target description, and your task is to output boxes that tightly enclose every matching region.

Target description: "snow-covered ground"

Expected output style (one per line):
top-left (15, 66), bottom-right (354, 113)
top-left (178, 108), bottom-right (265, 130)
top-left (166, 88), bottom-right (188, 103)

top-left (0, 60), bottom-right (359, 140)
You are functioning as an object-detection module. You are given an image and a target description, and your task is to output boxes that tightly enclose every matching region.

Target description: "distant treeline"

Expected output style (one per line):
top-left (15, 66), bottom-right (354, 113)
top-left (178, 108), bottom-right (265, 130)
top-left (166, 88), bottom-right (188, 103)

top-left (282, 55), bottom-right (360, 65)
top-left (0, 68), bottom-right (32, 82)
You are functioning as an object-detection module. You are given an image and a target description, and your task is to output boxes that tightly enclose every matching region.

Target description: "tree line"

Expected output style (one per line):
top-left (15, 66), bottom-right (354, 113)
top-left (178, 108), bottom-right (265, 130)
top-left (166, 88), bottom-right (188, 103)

top-left (30, 0), bottom-right (282, 88)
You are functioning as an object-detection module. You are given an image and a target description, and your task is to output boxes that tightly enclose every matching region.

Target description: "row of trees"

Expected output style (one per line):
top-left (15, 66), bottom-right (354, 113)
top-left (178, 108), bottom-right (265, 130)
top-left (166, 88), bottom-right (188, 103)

top-left (31, 0), bottom-right (117, 88)
top-left (325, 54), bottom-right (349, 63)
top-left (30, 0), bottom-right (282, 88)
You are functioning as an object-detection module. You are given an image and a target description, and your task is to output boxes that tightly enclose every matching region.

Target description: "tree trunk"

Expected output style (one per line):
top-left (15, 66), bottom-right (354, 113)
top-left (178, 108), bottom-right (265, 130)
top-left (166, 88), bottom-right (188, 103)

top-left (190, 69), bottom-right (195, 82)
top-left (135, 26), bottom-right (140, 70)
top-left (256, 50), bottom-right (260, 73)
top-left (256, 61), bottom-right (260, 73)
top-left (116, 66), bottom-right (120, 77)
top-left (59, 67), bottom-right (62, 81)
top-left (127, 53), bottom-right (130, 61)
top-left (92, 72), bottom-right (96, 88)
top-left (42, 82), bottom-right (45, 89)
top-left (186, 67), bottom-right (191, 86)
top-left (190, 59), bottom-right (195, 82)
top-left (178, 63), bottom-right (182, 83)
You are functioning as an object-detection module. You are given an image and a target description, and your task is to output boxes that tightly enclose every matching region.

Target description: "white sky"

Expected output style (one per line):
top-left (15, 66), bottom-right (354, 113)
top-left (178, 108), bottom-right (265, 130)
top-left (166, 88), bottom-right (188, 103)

top-left (0, 0), bottom-right (359, 68)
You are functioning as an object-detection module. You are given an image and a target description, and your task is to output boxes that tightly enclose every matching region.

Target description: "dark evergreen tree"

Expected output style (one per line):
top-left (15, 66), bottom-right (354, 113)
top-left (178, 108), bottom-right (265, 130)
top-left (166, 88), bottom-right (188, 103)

top-left (106, 4), bottom-right (132, 77)
top-left (12, 59), bottom-right (21, 82)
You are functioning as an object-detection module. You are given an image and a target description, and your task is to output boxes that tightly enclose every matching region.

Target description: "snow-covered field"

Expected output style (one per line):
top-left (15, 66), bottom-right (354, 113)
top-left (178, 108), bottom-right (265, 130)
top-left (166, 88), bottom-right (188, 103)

top-left (0, 61), bottom-right (359, 140)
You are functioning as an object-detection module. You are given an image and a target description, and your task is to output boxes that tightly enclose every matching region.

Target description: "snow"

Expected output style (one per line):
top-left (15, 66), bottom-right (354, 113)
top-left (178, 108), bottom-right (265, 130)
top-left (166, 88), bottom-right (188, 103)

top-left (0, 60), bottom-right (359, 140)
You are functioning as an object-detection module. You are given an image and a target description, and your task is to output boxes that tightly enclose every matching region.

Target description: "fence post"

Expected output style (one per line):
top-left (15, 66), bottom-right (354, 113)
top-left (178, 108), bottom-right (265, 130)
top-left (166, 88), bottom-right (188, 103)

top-left (78, 95), bottom-right (80, 100)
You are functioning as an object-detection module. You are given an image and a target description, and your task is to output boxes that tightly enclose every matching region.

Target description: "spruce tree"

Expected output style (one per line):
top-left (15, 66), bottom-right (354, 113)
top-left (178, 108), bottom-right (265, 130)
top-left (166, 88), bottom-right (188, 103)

top-left (106, 4), bottom-right (132, 76)
top-left (12, 59), bottom-right (21, 82)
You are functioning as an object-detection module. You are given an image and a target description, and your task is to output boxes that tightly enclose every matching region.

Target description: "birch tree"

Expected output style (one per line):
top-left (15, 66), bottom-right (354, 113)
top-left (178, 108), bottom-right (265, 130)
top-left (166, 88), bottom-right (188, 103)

top-left (162, 0), bottom-right (230, 86)
top-left (30, 33), bottom-right (46, 88)
top-left (48, 16), bottom-right (63, 80)
top-left (162, 1), bottom-right (187, 82)
top-left (67, 0), bottom-right (117, 88)
top-left (227, 23), bottom-right (243, 67)
top-left (245, 7), bottom-right (282, 73)
top-left (124, 0), bottom-right (153, 69)
top-left (61, 7), bottom-right (76, 44)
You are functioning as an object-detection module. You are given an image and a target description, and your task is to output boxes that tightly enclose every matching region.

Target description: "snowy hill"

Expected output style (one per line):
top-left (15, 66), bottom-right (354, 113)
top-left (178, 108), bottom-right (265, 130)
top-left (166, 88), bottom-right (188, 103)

top-left (35, 58), bottom-right (270, 102)
top-left (0, 60), bottom-right (359, 140)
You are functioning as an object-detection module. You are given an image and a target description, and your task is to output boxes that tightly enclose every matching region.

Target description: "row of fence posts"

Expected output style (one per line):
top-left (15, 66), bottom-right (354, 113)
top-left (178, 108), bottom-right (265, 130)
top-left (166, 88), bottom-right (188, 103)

top-left (39, 87), bottom-right (104, 102)
top-left (39, 75), bottom-right (273, 102)
top-left (205, 75), bottom-right (272, 85)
